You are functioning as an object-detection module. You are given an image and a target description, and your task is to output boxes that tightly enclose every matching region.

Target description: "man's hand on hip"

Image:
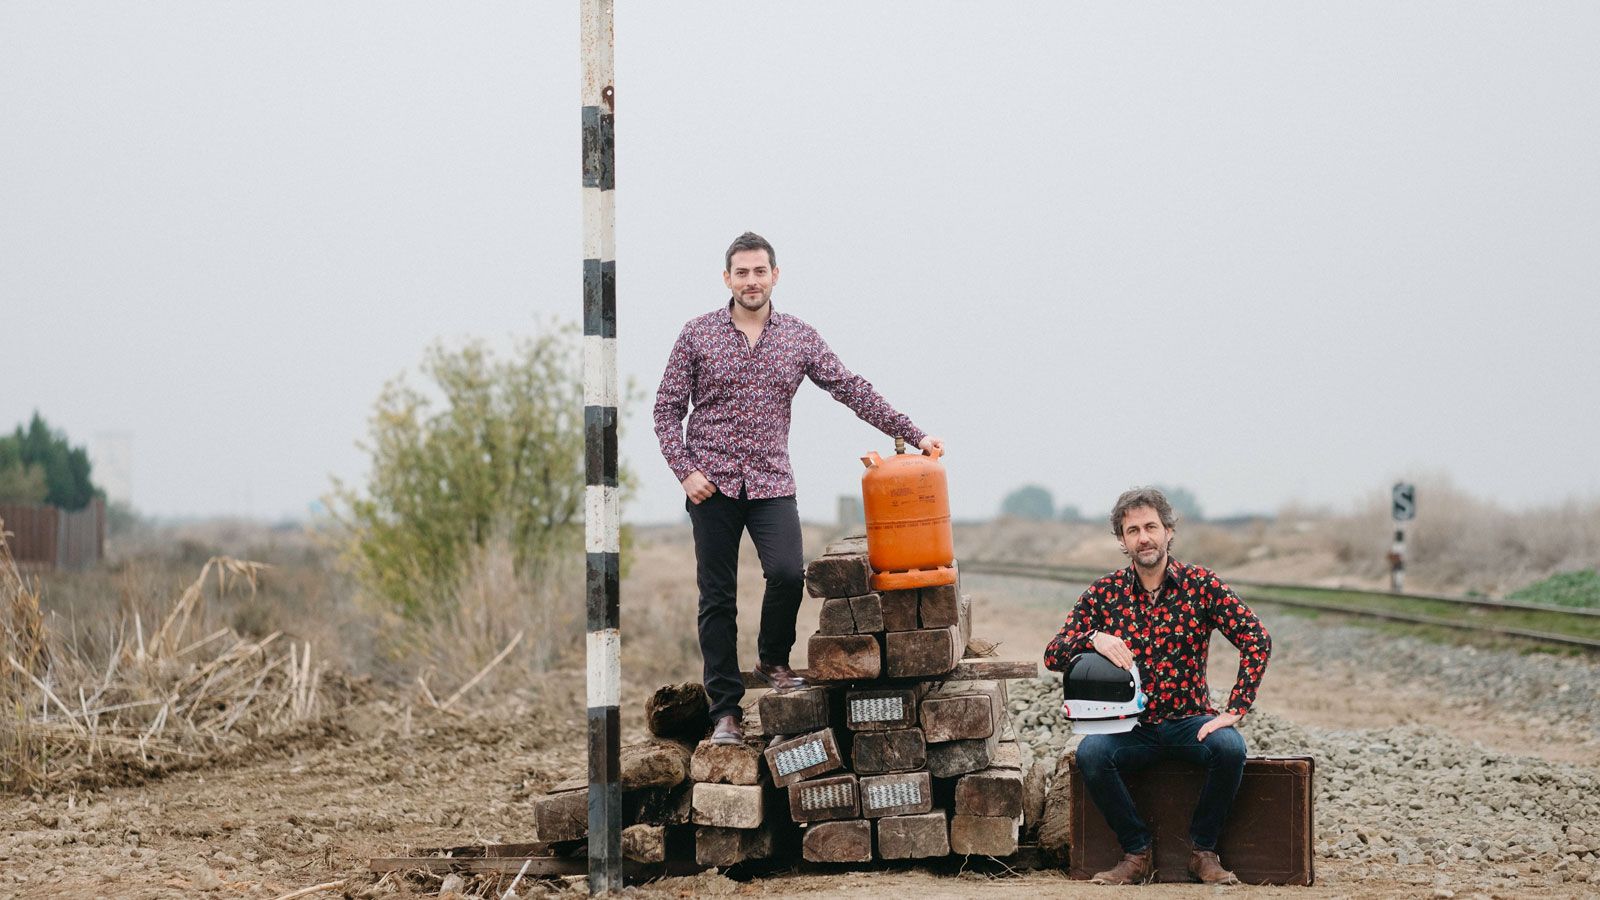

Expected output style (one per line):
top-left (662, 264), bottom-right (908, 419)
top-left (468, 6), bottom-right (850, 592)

top-left (682, 471), bottom-right (716, 504)
top-left (1090, 631), bottom-right (1135, 670)
top-left (918, 436), bottom-right (945, 455)
top-left (1197, 712), bottom-right (1242, 741)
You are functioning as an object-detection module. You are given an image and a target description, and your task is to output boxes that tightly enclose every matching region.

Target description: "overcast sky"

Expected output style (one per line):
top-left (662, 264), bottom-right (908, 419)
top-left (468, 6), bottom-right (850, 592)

top-left (4, 2), bottom-right (1598, 525)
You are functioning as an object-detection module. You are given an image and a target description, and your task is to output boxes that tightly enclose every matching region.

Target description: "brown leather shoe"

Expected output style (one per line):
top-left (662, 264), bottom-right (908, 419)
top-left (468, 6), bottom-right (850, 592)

top-left (1188, 849), bottom-right (1240, 885)
top-left (710, 714), bottom-right (743, 745)
top-left (1091, 846), bottom-right (1153, 885)
top-left (753, 662), bottom-right (808, 692)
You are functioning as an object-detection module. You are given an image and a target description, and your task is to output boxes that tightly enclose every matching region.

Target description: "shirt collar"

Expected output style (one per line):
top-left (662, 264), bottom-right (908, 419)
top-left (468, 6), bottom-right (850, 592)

top-left (721, 299), bottom-right (782, 328)
top-left (1124, 558), bottom-right (1185, 596)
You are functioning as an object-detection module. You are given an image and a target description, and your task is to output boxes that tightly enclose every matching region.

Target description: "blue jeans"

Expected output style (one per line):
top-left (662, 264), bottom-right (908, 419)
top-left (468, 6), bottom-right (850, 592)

top-left (1075, 715), bottom-right (1247, 854)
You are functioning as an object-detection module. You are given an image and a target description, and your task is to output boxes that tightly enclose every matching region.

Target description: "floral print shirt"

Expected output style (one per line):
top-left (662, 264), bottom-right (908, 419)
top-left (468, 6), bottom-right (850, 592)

top-left (1044, 558), bottom-right (1271, 723)
top-left (653, 302), bottom-right (927, 499)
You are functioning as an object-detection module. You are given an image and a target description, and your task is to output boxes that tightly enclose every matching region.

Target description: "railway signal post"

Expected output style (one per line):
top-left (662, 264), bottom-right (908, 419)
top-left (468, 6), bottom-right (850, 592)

top-left (1390, 482), bottom-right (1415, 592)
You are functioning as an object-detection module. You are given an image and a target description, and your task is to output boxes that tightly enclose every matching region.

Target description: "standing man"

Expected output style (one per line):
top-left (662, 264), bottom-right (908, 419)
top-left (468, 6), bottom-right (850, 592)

top-left (1044, 488), bottom-right (1271, 885)
top-left (655, 231), bottom-right (943, 745)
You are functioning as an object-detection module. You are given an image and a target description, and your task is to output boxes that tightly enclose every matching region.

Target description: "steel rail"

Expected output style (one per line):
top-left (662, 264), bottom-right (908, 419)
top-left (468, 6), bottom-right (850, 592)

top-left (962, 560), bottom-right (1600, 652)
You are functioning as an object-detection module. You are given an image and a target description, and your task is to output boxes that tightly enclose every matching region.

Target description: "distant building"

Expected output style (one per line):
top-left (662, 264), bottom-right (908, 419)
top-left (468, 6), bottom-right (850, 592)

top-left (837, 494), bottom-right (864, 527)
top-left (91, 432), bottom-right (133, 506)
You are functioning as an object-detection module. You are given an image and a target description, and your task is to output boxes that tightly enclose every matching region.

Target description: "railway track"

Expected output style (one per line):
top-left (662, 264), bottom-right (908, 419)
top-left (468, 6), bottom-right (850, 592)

top-left (961, 559), bottom-right (1600, 652)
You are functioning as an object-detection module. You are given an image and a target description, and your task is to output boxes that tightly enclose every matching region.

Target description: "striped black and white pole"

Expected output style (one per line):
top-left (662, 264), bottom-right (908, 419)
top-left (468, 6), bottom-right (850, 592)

top-left (580, 0), bottom-right (621, 893)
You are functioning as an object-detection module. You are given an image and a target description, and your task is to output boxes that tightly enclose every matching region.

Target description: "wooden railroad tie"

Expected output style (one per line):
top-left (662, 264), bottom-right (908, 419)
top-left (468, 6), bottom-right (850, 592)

top-left (802, 819), bottom-right (874, 863)
top-left (757, 686), bottom-right (835, 735)
top-left (788, 773), bottom-right (860, 823)
top-left (877, 811), bottom-right (951, 860)
top-left (850, 727), bottom-right (927, 775)
top-left (763, 728), bottom-right (846, 787)
top-left (740, 657), bottom-right (1037, 689)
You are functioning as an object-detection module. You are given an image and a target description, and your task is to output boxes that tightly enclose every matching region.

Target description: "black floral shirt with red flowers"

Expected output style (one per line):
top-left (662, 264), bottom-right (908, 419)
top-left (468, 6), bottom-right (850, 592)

top-left (1043, 558), bottom-right (1271, 724)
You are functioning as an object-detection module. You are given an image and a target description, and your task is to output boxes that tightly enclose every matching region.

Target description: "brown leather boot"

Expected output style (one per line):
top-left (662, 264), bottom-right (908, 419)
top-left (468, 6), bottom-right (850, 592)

top-left (710, 714), bottom-right (743, 745)
top-left (1187, 850), bottom-right (1240, 885)
top-left (753, 662), bottom-right (808, 692)
top-left (1091, 846), bottom-right (1153, 885)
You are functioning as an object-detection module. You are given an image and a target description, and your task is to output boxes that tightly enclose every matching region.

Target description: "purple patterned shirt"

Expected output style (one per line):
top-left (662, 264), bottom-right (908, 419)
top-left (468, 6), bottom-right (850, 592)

top-left (653, 302), bottom-right (928, 500)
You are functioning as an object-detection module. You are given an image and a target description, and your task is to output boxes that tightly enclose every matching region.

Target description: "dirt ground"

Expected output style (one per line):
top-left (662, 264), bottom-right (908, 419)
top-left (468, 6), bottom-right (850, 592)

top-left (2, 526), bottom-right (1589, 898)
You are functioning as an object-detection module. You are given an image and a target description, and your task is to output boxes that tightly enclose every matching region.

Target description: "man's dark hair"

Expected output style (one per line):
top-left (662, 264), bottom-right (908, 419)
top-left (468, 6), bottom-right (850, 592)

top-left (725, 231), bottom-right (776, 271)
top-left (1110, 487), bottom-right (1178, 537)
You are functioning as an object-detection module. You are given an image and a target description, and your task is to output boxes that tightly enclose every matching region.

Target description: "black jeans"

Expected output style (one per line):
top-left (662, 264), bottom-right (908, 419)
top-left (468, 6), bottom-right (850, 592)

top-left (685, 491), bottom-right (804, 723)
top-left (1075, 715), bottom-right (1248, 854)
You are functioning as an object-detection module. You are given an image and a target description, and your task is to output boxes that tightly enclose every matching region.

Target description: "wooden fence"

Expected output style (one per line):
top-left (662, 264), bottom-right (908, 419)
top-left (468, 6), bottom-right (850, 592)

top-left (0, 499), bottom-right (105, 571)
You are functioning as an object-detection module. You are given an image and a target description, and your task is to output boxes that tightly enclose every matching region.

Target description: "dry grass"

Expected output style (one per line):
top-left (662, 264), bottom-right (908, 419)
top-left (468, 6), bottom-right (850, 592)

top-left (1, 527), bottom-right (337, 793)
top-left (391, 532), bottom-right (586, 710)
top-left (1313, 476), bottom-right (1600, 595)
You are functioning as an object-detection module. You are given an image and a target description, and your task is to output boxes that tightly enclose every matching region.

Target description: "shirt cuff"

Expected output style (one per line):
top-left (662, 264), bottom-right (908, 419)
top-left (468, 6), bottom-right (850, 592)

top-left (668, 456), bottom-right (700, 483)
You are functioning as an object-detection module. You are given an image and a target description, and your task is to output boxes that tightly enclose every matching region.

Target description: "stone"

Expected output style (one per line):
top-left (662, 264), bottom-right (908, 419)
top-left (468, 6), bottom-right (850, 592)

top-left (884, 626), bottom-right (960, 678)
top-left (850, 728), bottom-right (927, 775)
top-left (955, 768), bottom-right (1025, 818)
top-left (695, 825), bottom-right (773, 867)
top-left (645, 682), bottom-right (711, 743)
top-left (691, 737), bottom-right (768, 786)
top-left (691, 783), bottom-right (765, 829)
top-left (757, 687), bottom-right (834, 736)
top-left (802, 819), bottom-right (873, 863)
top-left (877, 811), bottom-right (951, 860)
top-left (806, 553), bottom-right (871, 599)
top-left (950, 813), bottom-right (1021, 856)
top-left (845, 687), bottom-right (921, 731)
top-left (620, 739), bottom-right (692, 791)
top-left (860, 771), bottom-right (934, 818)
top-left (788, 774), bottom-right (861, 823)
top-left (763, 728), bottom-right (846, 787)
top-left (807, 634), bottom-right (881, 681)
top-left (878, 590), bottom-right (920, 631)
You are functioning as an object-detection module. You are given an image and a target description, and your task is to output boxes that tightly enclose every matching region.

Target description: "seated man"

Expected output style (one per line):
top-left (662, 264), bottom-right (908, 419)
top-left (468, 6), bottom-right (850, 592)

top-left (1044, 488), bottom-right (1271, 885)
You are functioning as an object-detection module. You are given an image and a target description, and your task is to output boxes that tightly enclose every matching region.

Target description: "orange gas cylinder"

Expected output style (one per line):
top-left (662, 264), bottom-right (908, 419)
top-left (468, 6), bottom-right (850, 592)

top-left (860, 438), bottom-right (957, 591)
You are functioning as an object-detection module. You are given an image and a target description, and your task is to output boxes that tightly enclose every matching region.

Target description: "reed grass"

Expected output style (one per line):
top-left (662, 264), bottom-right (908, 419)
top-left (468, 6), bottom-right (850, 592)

top-left (2, 522), bottom-right (331, 793)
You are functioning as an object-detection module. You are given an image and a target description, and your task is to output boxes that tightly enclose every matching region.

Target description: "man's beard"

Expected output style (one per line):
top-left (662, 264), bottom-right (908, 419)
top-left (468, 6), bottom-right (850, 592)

top-left (734, 290), bottom-right (769, 312)
top-left (1132, 546), bottom-right (1166, 569)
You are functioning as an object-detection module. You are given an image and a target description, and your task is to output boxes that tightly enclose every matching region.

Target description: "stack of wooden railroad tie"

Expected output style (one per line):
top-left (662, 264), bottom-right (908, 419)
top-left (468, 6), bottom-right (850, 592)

top-left (528, 535), bottom-right (1045, 873)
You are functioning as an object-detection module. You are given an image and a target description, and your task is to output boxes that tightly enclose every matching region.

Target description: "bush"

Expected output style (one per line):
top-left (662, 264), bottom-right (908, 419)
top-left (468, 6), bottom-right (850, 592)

top-left (1155, 485), bottom-right (1204, 522)
top-left (1000, 484), bottom-right (1055, 520)
top-left (328, 328), bottom-right (628, 621)
top-left (1509, 569), bottom-right (1600, 609)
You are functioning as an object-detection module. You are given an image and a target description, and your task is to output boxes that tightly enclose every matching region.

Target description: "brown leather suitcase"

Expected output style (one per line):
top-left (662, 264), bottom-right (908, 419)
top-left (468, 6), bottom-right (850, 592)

top-left (1066, 755), bottom-right (1315, 885)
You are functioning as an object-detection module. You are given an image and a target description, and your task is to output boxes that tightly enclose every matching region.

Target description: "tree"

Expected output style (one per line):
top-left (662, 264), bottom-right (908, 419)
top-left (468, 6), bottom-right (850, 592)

top-left (1000, 484), bottom-right (1055, 521)
top-left (327, 327), bottom-right (630, 620)
top-left (1156, 484), bottom-right (1204, 522)
top-left (1057, 504), bottom-right (1083, 523)
top-left (0, 413), bottom-right (97, 509)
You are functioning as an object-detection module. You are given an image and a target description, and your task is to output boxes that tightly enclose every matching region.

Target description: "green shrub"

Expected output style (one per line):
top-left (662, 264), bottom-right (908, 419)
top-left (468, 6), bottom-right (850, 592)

top-left (327, 327), bottom-right (632, 620)
top-left (1509, 569), bottom-right (1600, 609)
